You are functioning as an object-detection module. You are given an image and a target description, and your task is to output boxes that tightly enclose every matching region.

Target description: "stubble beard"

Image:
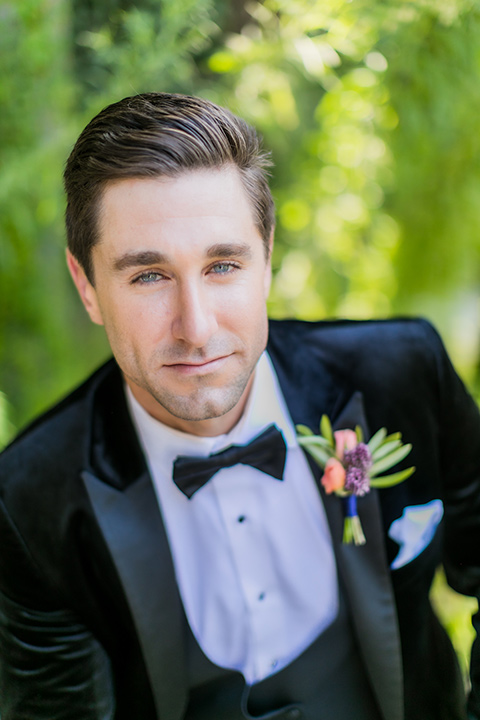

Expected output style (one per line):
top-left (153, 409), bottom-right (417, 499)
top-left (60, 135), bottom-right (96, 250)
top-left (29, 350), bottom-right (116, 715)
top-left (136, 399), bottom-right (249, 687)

top-left (142, 370), bottom-right (253, 422)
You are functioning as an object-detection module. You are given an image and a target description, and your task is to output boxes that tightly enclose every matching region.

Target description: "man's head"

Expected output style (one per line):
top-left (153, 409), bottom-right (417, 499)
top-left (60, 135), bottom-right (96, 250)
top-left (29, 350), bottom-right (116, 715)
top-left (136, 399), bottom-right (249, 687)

top-left (64, 92), bottom-right (275, 284)
top-left (65, 94), bottom-right (275, 436)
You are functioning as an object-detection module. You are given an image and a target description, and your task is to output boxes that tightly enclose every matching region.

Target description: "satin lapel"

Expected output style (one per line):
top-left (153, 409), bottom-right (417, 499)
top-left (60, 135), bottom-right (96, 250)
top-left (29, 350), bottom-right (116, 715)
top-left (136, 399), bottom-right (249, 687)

top-left (82, 469), bottom-right (187, 720)
top-left (319, 392), bottom-right (404, 720)
top-left (334, 493), bottom-right (404, 720)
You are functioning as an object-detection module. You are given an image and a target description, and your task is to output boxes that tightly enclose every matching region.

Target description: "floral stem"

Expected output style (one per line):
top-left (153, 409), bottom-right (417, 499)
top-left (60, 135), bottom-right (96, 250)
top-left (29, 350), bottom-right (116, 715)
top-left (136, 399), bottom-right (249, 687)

top-left (342, 496), bottom-right (366, 545)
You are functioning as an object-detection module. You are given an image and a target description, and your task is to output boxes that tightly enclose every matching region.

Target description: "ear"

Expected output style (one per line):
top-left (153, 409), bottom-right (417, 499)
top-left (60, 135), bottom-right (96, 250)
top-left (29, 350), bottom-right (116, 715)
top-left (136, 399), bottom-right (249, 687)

top-left (66, 249), bottom-right (104, 326)
top-left (263, 226), bottom-right (274, 297)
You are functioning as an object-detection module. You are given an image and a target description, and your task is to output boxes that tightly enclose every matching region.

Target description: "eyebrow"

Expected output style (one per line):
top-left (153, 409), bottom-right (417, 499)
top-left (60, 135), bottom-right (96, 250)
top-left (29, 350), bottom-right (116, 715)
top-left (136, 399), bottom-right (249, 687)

top-left (113, 250), bottom-right (167, 272)
top-left (207, 243), bottom-right (252, 260)
top-left (112, 243), bottom-right (252, 272)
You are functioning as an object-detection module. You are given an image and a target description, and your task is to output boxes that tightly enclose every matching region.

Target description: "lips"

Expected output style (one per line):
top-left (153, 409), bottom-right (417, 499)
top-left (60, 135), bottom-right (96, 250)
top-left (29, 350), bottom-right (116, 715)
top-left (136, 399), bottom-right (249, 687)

top-left (163, 354), bottom-right (231, 375)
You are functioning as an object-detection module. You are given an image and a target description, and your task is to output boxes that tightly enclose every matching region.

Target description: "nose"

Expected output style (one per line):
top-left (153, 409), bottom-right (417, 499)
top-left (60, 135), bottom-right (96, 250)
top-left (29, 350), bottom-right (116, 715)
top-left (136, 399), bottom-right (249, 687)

top-left (171, 279), bottom-right (218, 348)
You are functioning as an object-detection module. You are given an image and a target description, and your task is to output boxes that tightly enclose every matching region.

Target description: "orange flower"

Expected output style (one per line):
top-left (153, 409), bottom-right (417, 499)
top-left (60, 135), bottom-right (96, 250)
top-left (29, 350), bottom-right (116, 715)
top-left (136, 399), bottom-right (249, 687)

top-left (321, 457), bottom-right (346, 494)
top-left (334, 429), bottom-right (357, 460)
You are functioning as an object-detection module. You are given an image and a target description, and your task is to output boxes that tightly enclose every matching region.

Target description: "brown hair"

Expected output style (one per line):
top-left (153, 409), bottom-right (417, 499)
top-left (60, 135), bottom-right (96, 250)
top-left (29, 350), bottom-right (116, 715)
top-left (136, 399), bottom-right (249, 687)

top-left (64, 92), bottom-right (275, 282)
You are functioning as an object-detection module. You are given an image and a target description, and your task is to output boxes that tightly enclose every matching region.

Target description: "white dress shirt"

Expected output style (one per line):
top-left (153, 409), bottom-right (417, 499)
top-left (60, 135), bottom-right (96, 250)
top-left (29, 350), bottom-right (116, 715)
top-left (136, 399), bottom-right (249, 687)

top-left (126, 352), bottom-right (338, 684)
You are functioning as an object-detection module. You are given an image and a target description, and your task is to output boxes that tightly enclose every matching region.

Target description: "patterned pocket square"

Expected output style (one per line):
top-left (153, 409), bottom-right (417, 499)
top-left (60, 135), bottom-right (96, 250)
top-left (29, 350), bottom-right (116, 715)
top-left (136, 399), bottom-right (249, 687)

top-left (388, 499), bottom-right (444, 570)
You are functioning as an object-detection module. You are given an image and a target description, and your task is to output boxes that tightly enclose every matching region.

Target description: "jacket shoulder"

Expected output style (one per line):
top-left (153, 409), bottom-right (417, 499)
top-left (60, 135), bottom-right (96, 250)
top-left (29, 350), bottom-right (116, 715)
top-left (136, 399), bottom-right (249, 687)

top-left (0, 359), bottom-right (118, 485)
top-left (267, 316), bottom-right (443, 373)
top-left (268, 315), bottom-right (438, 345)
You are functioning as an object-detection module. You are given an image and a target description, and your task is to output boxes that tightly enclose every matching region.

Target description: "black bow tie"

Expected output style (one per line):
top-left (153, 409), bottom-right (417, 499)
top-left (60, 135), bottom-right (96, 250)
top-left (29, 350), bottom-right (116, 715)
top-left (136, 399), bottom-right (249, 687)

top-left (172, 424), bottom-right (287, 499)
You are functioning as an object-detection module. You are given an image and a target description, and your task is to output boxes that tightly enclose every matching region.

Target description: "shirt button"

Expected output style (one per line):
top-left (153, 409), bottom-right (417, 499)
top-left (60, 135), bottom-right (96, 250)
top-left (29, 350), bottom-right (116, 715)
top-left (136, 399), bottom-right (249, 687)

top-left (258, 592), bottom-right (266, 601)
top-left (237, 515), bottom-right (246, 523)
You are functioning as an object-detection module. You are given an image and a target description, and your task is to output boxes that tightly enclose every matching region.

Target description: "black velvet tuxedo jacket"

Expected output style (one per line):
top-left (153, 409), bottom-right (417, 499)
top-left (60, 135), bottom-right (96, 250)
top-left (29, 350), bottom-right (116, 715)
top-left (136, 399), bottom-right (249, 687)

top-left (1, 317), bottom-right (480, 720)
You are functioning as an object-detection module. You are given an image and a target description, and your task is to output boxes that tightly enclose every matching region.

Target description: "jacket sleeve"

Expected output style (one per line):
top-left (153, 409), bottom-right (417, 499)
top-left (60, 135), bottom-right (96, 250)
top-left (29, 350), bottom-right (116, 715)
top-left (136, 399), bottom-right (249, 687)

top-left (422, 320), bottom-right (480, 719)
top-left (0, 498), bottom-right (115, 720)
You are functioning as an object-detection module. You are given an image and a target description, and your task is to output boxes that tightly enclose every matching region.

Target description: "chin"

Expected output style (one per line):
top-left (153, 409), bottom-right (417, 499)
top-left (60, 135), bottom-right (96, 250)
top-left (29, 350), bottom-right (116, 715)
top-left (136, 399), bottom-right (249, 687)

top-left (162, 384), bottom-right (246, 421)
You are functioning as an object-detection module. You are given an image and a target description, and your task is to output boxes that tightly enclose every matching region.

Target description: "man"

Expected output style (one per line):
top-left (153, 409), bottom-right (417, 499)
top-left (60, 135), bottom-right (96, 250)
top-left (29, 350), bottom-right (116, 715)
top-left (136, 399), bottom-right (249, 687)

top-left (0, 92), bottom-right (479, 720)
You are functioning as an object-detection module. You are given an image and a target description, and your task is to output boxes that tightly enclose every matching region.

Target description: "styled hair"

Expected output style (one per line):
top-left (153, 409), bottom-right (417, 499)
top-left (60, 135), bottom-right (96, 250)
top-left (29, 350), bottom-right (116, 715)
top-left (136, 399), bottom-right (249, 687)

top-left (64, 92), bottom-right (275, 282)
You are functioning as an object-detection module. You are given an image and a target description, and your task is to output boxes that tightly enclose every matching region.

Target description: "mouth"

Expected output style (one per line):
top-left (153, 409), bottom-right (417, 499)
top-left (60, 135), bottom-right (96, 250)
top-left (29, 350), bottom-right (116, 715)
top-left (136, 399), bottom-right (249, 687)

top-left (163, 354), bottom-right (232, 375)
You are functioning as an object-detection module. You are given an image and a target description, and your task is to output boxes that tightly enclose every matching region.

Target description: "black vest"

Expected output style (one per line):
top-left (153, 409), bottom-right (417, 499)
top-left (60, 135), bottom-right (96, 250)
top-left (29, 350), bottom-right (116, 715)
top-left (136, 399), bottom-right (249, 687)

top-left (183, 586), bottom-right (382, 720)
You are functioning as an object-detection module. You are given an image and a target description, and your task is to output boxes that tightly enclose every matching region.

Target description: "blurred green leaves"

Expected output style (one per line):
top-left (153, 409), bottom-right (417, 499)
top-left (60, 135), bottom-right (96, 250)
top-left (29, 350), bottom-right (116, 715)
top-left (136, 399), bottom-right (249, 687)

top-left (74, 0), bottom-right (217, 100)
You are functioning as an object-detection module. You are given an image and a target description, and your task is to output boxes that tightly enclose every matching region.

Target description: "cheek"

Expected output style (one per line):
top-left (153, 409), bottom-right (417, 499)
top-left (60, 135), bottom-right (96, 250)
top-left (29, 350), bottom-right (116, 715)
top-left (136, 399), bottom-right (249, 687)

top-left (96, 299), bottom-right (146, 356)
top-left (219, 284), bottom-right (266, 323)
top-left (100, 291), bottom-right (169, 337)
top-left (222, 288), bottom-right (268, 344)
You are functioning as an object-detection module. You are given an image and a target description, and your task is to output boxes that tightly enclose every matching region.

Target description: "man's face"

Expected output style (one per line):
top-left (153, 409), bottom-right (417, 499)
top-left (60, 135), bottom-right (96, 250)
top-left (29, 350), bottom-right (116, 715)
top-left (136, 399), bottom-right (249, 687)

top-left (68, 167), bottom-right (273, 436)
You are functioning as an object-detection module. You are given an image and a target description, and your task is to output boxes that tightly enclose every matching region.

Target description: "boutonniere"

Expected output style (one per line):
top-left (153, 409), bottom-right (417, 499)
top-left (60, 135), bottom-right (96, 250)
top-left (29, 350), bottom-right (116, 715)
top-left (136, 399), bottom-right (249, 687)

top-left (297, 416), bottom-right (415, 545)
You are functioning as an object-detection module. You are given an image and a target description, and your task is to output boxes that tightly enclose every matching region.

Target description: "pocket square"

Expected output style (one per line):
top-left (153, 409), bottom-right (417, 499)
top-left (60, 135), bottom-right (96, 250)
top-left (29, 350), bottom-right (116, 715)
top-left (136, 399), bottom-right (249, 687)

top-left (388, 499), bottom-right (444, 570)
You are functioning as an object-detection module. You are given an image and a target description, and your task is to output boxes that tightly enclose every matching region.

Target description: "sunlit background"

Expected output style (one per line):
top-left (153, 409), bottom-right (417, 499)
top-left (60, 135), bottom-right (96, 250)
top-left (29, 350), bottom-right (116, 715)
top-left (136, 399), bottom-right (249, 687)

top-left (1, 0), bottom-right (480, 680)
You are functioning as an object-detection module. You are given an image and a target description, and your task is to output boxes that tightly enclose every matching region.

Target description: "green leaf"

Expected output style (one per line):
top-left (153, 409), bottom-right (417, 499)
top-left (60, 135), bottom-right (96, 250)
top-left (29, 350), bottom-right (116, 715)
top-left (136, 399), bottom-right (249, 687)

top-left (371, 439), bottom-right (402, 462)
top-left (382, 432), bottom-right (402, 444)
top-left (355, 424), bottom-right (364, 443)
top-left (370, 444), bottom-right (413, 477)
top-left (298, 435), bottom-right (335, 451)
top-left (367, 427), bottom-right (387, 454)
top-left (370, 466), bottom-right (416, 488)
top-left (296, 424), bottom-right (313, 436)
top-left (300, 443), bottom-right (332, 468)
top-left (320, 414), bottom-right (334, 446)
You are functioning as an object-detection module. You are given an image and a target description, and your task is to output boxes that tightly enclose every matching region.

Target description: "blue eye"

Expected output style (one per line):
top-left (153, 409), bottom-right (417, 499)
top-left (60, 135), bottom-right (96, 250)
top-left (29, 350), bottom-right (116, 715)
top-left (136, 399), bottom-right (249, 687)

top-left (133, 271), bottom-right (162, 284)
top-left (211, 263), bottom-right (235, 274)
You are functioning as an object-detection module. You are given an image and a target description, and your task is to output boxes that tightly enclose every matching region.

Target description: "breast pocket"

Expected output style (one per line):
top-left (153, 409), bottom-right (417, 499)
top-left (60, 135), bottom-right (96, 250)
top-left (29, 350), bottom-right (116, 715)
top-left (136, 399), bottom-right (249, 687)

top-left (390, 517), bottom-right (444, 593)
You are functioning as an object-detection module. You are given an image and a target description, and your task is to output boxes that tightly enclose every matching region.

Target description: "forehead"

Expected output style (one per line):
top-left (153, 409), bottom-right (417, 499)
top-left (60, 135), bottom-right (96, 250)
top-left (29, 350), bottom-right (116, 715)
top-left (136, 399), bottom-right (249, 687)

top-left (92, 168), bottom-right (267, 273)
top-left (98, 167), bottom-right (258, 245)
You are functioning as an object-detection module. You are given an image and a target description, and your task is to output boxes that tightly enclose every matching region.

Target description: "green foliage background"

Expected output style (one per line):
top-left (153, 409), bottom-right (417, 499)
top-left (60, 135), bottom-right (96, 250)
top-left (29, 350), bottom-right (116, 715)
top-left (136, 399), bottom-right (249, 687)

top-left (1, 0), bottom-right (480, 679)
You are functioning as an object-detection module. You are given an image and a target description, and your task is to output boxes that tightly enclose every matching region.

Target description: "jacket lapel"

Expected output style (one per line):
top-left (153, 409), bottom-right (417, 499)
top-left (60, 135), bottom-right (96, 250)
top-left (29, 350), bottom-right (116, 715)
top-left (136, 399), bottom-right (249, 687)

top-left (322, 394), bottom-right (404, 720)
top-left (81, 363), bottom-right (188, 720)
top-left (82, 469), bottom-right (188, 720)
top-left (331, 491), bottom-right (404, 720)
top-left (270, 344), bottom-right (404, 720)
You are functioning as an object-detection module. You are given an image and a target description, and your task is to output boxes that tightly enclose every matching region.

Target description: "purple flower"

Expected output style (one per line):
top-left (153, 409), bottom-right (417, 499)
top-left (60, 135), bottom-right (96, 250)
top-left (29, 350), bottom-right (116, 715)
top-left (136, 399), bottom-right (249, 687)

top-left (344, 443), bottom-right (372, 471)
top-left (343, 443), bottom-right (372, 496)
top-left (344, 466), bottom-right (370, 496)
